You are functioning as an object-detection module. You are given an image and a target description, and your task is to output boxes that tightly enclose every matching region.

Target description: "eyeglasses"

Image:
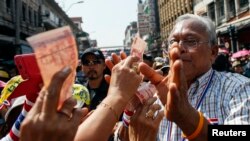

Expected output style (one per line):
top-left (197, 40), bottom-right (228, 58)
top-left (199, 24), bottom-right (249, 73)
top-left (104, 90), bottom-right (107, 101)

top-left (82, 60), bottom-right (102, 66)
top-left (168, 39), bottom-right (209, 50)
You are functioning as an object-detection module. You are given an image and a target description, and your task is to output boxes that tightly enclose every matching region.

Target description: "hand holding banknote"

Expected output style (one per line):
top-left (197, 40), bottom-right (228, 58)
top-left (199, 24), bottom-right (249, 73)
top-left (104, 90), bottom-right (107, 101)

top-left (27, 26), bottom-right (78, 109)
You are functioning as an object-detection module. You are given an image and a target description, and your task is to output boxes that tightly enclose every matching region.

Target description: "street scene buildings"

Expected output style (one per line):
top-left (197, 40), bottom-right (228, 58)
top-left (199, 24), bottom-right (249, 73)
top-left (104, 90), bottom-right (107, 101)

top-left (1, 0), bottom-right (250, 78)
top-left (0, 0), bottom-right (90, 78)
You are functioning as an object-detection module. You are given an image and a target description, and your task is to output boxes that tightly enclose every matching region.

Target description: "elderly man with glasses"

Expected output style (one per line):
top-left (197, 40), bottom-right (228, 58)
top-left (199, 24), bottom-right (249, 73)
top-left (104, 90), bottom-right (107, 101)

top-left (145, 14), bottom-right (250, 141)
top-left (115, 14), bottom-right (250, 141)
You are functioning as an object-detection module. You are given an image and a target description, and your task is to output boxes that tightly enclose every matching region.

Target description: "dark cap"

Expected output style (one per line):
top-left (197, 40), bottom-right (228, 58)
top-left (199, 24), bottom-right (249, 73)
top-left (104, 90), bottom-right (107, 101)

top-left (143, 54), bottom-right (153, 62)
top-left (81, 48), bottom-right (105, 62)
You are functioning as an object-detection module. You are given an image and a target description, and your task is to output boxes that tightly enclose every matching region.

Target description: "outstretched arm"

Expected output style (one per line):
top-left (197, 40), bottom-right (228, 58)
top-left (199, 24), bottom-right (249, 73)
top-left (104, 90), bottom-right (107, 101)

top-left (74, 56), bottom-right (142, 141)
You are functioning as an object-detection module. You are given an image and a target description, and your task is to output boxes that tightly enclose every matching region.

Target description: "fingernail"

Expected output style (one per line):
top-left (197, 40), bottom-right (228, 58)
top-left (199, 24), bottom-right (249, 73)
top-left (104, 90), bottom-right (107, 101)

top-left (62, 66), bottom-right (71, 74)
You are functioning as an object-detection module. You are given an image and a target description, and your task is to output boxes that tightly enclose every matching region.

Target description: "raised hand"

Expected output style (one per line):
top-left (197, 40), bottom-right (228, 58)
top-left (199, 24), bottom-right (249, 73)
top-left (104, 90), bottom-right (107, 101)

top-left (105, 51), bottom-right (127, 83)
top-left (165, 46), bottom-right (190, 122)
top-left (20, 67), bottom-right (88, 141)
top-left (129, 97), bottom-right (164, 141)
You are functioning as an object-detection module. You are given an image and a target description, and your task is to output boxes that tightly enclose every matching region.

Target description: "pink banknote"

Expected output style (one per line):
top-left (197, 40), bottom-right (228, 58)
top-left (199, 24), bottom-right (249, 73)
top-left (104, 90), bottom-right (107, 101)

top-left (27, 26), bottom-right (78, 109)
top-left (130, 33), bottom-right (147, 62)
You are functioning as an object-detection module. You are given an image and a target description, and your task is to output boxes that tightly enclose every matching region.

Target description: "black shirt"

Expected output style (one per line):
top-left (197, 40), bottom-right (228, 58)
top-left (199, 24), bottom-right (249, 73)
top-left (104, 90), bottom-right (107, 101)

top-left (85, 77), bottom-right (109, 111)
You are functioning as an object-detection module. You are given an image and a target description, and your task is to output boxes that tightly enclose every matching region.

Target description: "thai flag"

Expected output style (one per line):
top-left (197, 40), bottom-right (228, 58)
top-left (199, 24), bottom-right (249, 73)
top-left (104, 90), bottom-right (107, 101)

top-left (208, 118), bottom-right (218, 125)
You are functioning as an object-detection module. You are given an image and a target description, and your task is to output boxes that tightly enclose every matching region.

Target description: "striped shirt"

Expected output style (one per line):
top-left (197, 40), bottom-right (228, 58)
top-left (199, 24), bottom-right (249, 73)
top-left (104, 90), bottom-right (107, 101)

top-left (157, 69), bottom-right (250, 141)
top-left (0, 96), bottom-right (35, 141)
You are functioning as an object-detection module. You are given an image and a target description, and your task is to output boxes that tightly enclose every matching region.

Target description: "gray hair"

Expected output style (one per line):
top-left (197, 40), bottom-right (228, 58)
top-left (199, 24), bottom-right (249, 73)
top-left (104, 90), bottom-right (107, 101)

top-left (170, 14), bottom-right (217, 46)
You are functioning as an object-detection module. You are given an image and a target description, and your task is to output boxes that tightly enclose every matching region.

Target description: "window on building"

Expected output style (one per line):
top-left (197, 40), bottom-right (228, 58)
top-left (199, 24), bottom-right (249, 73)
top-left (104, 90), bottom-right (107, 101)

top-left (22, 3), bottom-right (26, 21)
top-left (193, 0), bottom-right (203, 5)
top-left (6, 0), bottom-right (11, 13)
top-left (240, 0), bottom-right (249, 7)
top-left (59, 19), bottom-right (63, 26)
top-left (34, 11), bottom-right (38, 27)
top-left (181, 10), bottom-right (184, 15)
top-left (229, 0), bottom-right (236, 16)
top-left (29, 7), bottom-right (33, 25)
top-left (218, 0), bottom-right (225, 18)
top-left (208, 2), bottom-right (215, 22)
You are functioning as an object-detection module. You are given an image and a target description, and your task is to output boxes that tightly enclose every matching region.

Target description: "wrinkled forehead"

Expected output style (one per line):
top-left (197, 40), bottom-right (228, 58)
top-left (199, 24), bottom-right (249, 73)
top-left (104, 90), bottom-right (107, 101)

top-left (170, 19), bottom-right (208, 38)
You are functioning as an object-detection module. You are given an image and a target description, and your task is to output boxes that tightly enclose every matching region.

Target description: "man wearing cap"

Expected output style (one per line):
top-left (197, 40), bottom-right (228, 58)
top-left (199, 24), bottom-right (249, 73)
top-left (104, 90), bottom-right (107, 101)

top-left (143, 54), bottom-right (154, 67)
top-left (81, 48), bottom-right (109, 111)
top-left (232, 60), bottom-right (244, 74)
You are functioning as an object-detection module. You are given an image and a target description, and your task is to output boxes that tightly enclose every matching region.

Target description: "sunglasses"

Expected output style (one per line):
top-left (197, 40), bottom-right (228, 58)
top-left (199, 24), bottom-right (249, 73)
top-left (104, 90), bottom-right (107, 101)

top-left (82, 60), bottom-right (102, 66)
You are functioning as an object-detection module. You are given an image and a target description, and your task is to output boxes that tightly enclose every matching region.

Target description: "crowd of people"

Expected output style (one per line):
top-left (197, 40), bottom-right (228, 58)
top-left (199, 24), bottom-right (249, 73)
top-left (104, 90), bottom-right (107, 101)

top-left (0, 13), bottom-right (250, 141)
top-left (212, 48), bottom-right (250, 77)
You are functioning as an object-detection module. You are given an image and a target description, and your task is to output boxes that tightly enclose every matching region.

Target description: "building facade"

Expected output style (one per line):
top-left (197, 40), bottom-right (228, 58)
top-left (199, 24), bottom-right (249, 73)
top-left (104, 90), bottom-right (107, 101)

top-left (136, 0), bottom-right (161, 57)
top-left (194, 0), bottom-right (250, 53)
top-left (124, 21), bottom-right (138, 48)
top-left (0, 0), bottom-right (80, 78)
top-left (137, 0), bottom-right (149, 37)
top-left (0, 0), bottom-right (43, 78)
top-left (71, 17), bottom-right (91, 52)
top-left (158, 0), bottom-right (193, 41)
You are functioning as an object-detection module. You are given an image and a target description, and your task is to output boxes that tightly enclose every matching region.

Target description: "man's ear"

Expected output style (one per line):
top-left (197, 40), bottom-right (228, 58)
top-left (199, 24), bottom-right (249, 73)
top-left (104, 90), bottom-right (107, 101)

top-left (211, 45), bottom-right (219, 64)
top-left (103, 63), bottom-right (106, 69)
top-left (102, 63), bottom-right (107, 72)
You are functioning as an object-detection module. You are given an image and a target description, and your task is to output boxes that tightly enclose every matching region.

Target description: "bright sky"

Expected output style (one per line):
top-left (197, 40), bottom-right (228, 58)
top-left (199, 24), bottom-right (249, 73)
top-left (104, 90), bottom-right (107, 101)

top-left (57, 0), bottom-right (138, 47)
